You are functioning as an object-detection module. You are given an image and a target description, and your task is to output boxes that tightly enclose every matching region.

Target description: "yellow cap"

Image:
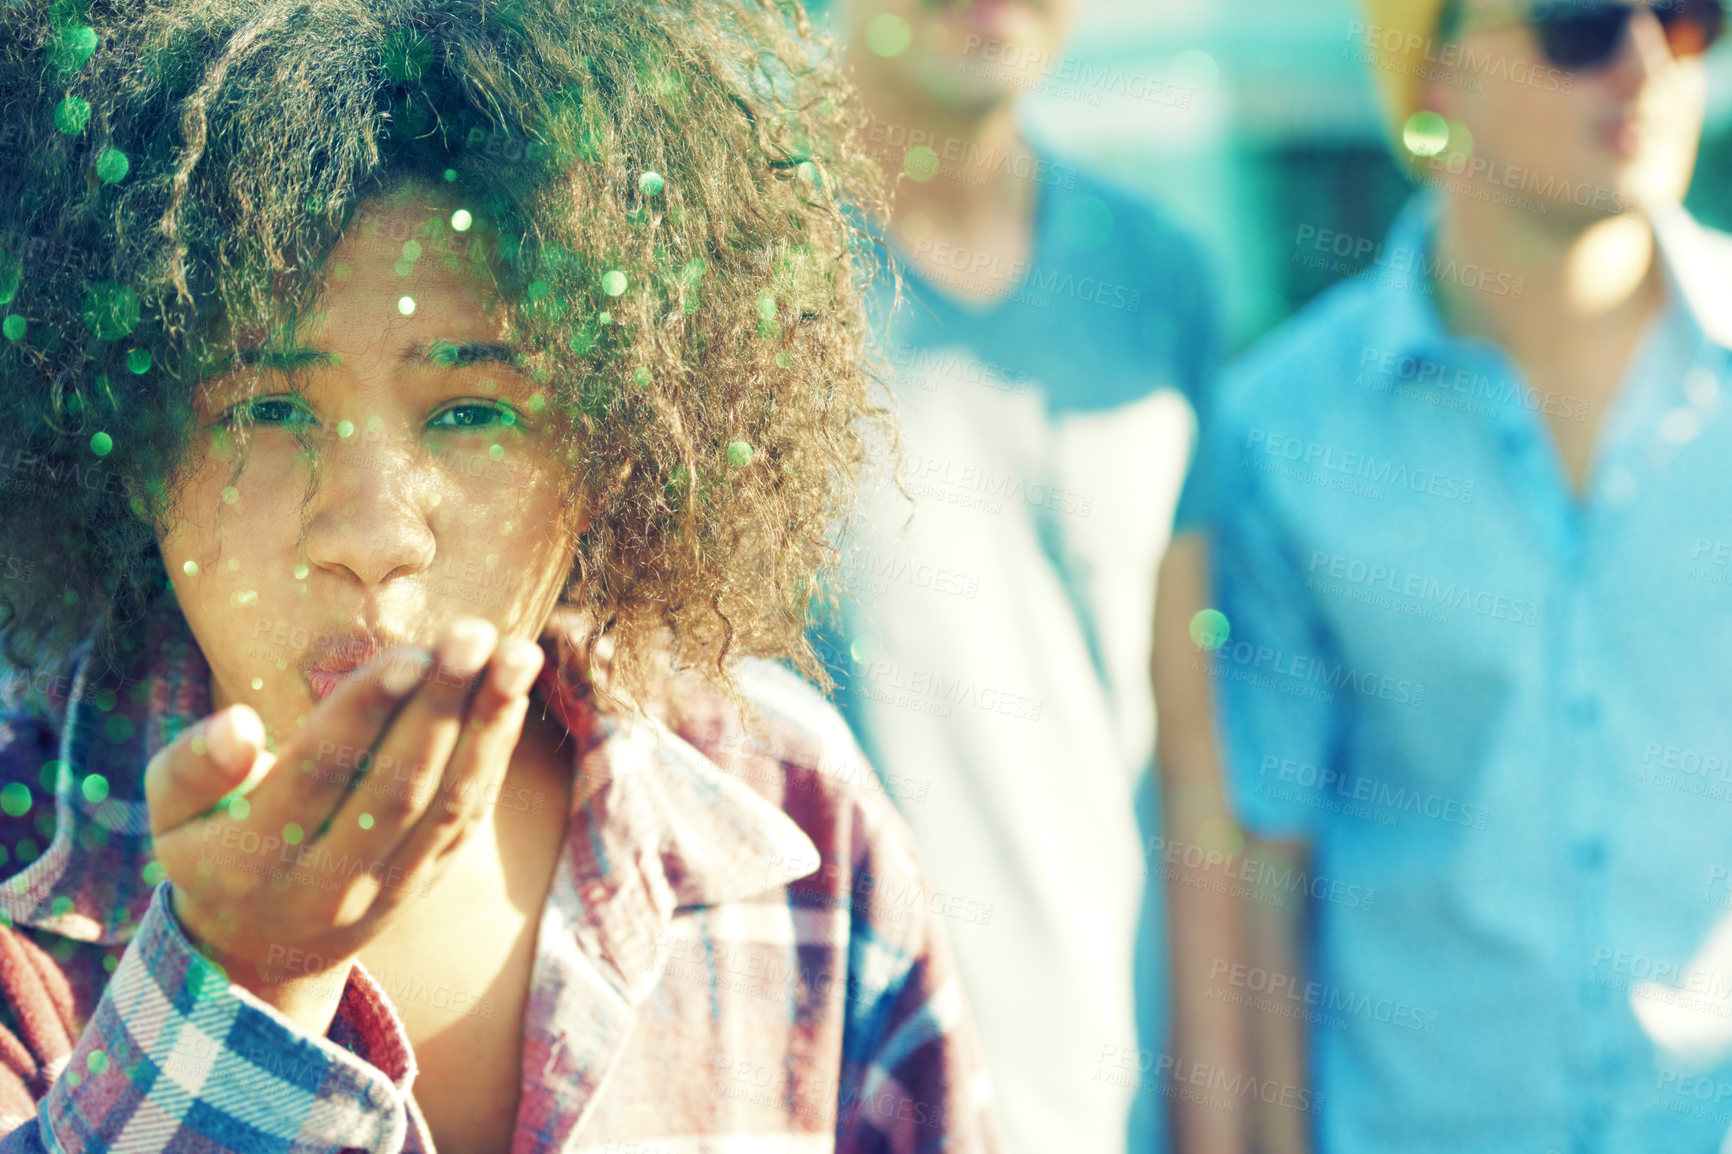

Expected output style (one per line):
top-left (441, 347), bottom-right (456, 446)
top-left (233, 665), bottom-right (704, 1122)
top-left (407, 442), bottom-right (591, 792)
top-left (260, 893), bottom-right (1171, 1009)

top-left (1358, 0), bottom-right (1453, 150)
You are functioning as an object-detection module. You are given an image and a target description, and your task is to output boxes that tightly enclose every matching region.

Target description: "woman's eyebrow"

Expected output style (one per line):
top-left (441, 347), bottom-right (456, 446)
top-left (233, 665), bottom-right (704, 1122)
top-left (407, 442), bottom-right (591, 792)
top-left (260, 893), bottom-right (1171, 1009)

top-left (402, 339), bottom-right (516, 368)
top-left (231, 345), bottom-right (337, 372)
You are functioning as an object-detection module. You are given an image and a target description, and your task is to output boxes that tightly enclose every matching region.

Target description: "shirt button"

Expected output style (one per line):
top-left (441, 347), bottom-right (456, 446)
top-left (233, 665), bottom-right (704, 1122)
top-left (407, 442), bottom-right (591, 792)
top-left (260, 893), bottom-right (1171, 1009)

top-left (1567, 696), bottom-right (1600, 727)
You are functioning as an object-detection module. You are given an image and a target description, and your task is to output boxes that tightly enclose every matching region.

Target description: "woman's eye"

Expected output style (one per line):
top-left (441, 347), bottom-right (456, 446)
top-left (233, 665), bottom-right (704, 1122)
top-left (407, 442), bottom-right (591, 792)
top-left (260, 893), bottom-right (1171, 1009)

top-left (226, 398), bottom-right (314, 426)
top-left (429, 403), bottom-right (517, 430)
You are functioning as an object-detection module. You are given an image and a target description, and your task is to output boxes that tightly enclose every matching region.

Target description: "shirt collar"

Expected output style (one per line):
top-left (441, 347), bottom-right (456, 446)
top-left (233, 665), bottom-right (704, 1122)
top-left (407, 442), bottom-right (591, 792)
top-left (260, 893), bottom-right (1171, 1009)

top-left (0, 607), bottom-right (820, 961)
top-left (1372, 190), bottom-right (1732, 363)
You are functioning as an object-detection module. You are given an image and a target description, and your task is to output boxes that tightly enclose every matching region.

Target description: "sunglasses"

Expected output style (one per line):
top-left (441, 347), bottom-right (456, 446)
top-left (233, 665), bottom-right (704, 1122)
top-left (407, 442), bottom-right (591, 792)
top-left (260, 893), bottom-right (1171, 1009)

top-left (1525, 0), bottom-right (1726, 69)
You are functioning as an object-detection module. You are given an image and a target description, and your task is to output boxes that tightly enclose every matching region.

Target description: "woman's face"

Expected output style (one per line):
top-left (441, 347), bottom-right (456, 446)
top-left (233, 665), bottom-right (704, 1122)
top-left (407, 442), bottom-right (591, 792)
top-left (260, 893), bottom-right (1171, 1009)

top-left (156, 182), bottom-right (582, 745)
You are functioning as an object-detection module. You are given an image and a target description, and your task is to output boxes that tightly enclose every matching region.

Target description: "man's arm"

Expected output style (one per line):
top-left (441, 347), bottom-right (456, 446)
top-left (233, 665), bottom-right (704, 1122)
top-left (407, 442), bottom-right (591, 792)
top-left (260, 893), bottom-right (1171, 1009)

top-left (1155, 535), bottom-right (1318, 1154)
top-left (1153, 535), bottom-right (1249, 1154)
top-left (1243, 835), bottom-right (1313, 1154)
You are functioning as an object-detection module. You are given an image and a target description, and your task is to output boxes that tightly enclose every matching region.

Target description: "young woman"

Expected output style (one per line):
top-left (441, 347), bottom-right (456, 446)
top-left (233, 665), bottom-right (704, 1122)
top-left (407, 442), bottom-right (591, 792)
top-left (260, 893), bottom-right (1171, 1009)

top-left (0, 1), bottom-right (998, 1151)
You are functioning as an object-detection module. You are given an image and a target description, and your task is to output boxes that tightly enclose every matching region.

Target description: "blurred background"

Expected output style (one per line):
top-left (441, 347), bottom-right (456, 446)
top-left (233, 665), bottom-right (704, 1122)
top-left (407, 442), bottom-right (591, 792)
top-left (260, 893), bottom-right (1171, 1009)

top-left (1003, 0), bottom-right (1732, 354)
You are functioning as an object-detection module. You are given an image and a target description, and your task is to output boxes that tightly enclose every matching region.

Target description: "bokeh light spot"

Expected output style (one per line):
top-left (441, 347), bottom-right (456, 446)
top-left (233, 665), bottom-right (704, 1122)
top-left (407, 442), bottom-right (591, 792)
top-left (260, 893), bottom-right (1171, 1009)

top-left (726, 440), bottom-right (754, 468)
top-left (397, 296), bottom-right (416, 316)
top-left (451, 208), bottom-right (473, 232)
top-left (95, 147), bottom-right (130, 184)
top-left (903, 146), bottom-right (939, 183)
top-left (81, 282), bottom-right (141, 339)
top-left (0, 784), bottom-right (29, 818)
top-left (601, 270), bottom-right (628, 297)
top-left (1189, 608), bottom-right (1231, 650)
top-left (638, 171), bottom-right (665, 196)
top-left (1403, 110), bottom-right (1451, 158)
top-left (89, 432), bottom-right (112, 457)
top-left (867, 13), bottom-right (912, 56)
top-left (54, 95), bottom-right (91, 136)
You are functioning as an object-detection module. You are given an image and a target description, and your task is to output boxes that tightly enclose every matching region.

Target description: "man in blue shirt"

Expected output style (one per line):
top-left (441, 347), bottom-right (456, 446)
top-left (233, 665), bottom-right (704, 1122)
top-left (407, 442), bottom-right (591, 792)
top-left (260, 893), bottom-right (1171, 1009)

top-left (1158, 0), bottom-right (1732, 1150)
top-left (813, 1), bottom-right (1218, 1152)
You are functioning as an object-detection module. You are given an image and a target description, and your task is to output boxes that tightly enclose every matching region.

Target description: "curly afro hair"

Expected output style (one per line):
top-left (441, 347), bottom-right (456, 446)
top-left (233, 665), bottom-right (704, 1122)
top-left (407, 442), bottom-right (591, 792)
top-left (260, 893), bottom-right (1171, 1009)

top-left (0, 0), bottom-right (889, 703)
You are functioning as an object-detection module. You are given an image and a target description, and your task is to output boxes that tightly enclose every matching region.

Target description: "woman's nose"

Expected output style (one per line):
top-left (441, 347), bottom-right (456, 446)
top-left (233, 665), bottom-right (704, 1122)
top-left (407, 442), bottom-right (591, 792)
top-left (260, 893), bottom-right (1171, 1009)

top-left (299, 436), bottom-right (438, 588)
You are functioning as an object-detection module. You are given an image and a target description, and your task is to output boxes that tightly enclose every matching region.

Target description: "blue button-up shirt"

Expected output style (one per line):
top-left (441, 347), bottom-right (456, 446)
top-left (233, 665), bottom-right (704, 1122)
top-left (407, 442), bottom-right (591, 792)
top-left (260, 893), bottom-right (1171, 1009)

top-left (1195, 192), bottom-right (1732, 1153)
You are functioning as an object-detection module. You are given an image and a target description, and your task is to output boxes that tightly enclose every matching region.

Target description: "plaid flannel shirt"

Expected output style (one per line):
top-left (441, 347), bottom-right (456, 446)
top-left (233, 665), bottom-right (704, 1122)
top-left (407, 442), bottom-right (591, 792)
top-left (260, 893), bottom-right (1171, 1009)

top-left (0, 607), bottom-right (1000, 1153)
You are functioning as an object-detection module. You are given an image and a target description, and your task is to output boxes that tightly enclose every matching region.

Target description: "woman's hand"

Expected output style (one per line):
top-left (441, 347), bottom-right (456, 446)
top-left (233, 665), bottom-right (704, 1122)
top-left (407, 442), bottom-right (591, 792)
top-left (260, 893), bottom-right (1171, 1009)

top-left (143, 615), bottom-right (544, 1035)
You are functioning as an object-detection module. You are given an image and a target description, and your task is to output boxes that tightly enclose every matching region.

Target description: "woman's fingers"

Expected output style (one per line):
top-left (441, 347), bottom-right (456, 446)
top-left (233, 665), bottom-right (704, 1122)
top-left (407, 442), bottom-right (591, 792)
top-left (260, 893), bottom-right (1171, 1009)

top-left (309, 618), bottom-right (498, 870)
top-left (234, 644), bottom-right (434, 840)
top-left (145, 704), bottom-right (267, 834)
top-left (322, 636), bottom-right (543, 907)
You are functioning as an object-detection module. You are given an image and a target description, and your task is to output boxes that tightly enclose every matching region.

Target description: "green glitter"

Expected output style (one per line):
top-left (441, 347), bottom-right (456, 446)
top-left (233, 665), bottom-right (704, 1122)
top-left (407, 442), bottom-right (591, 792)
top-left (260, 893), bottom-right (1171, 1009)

top-left (141, 861), bottom-right (166, 885)
top-left (726, 440), bottom-right (754, 468)
top-left (81, 774), bottom-right (108, 804)
top-left (2, 316), bottom-right (24, 342)
top-left (126, 348), bottom-right (151, 374)
top-left (1403, 111), bottom-right (1451, 159)
top-left (0, 784), bottom-right (30, 818)
top-left (86, 1051), bottom-right (109, 1074)
top-left (54, 95), bottom-right (91, 136)
top-left (866, 13), bottom-right (912, 56)
top-left (89, 431), bottom-right (112, 457)
top-left (227, 795), bottom-right (251, 821)
top-left (48, 24), bottom-right (98, 73)
top-left (1189, 608), bottom-right (1231, 651)
top-left (283, 822), bottom-right (304, 846)
top-left (903, 147), bottom-right (939, 183)
top-left (633, 367), bottom-right (652, 387)
top-left (638, 170), bottom-right (665, 196)
top-left (95, 147), bottom-right (130, 184)
top-left (451, 208), bottom-right (473, 231)
top-left (601, 270), bottom-right (628, 297)
top-left (337, 420), bottom-right (355, 439)
top-left (293, 564), bottom-right (309, 580)
top-left (182, 560), bottom-right (198, 577)
top-left (359, 813), bottom-right (374, 830)
top-left (82, 282), bottom-right (141, 339)
top-left (0, 253), bottom-right (20, 304)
